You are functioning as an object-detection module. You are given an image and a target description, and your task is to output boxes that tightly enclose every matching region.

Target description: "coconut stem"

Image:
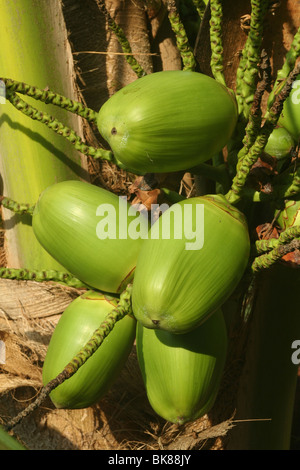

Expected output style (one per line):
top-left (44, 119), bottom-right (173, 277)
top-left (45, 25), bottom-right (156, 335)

top-left (0, 196), bottom-right (35, 216)
top-left (252, 239), bottom-right (300, 272)
top-left (0, 267), bottom-right (87, 288)
top-left (192, 0), bottom-right (207, 20)
top-left (6, 91), bottom-right (114, 163)
top-left (189, 161), bottom-right (230, 191)
top-left (226, 48), bottom-right (271, 180)
top-left (238, 49), bottom-right (271, 160)
top-left (95, 0), bottom-right (146, 78)
top-left (235, 0), bottom-right (269, 118)
top-left (1, 77), bottom-right (98, 123)
top-left (4, 284), bottom-right (133, 431)
top-left (226, 62), bottom-right (300, 205)
top-left (252, 224), bottom-right (300, 273)
top-left (268, 25), bottom-right (300, 108)
top-left (161, 187), bottom-right (185, 204)
top-left (284, 171), bottom-right (300, 199)
top-left (209, 0), bottom-right (226, 87)
top-left (167, 0), bottom-right (197, 71)
top-left (255, 225), bottom-right (300, 254)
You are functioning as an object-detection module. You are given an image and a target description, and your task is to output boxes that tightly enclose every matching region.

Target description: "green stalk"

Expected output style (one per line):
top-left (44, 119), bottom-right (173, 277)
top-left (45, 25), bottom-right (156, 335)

top-left (226, 62), bottom-right (300, 205)
top-left (0, 196), bottom-right (35, 216)
top-left (237, 50), bottom-right (271, 161)
top-left (95, 0), bottom-right (146, 78)
top-left (209, 0), bottom-right (226, 87)
top-left (189, 161), bottom-right (231, 192)
top-left (0, 267), bottom-right (87, 289)
top-left (235, 0), bottom-right (269, 119)
top-left (192, 0), bottom-right (208, 20)
top-left (268, 25), bottom-right (300, 109)
top-left (0, 0), bottom-right (88, 270)
top-left (1, 77), bottom-right (98, 123)
top-left (167, 0), bottom-right (197, 71)
top-left (6, 90), bottom-right (113, 162)
top-left (252, 238), bottom-right (300, 272)
top-left (255, 225), bottom-right (300, 255)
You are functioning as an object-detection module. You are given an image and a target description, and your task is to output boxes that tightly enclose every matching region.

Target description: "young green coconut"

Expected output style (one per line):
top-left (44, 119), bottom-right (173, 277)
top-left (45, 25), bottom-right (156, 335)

top-left (278, 74), bottom-right (300, 141)
top-left (132, 194), bottom-right (250, 334)
top-left (42, 290), bottom-right (136, 409)
top-left (277, 198), bottom-right (300, 230)
top-left (264, 127), bottom-right (295, 160)
top-left (32, 180), bottom-right (149, 293)
top-left (264, 127), bottom-right (296, 172)
top-left (97, 70), bottom-right (238, 175)
top-left (136, 308), bottom-right (228, 425)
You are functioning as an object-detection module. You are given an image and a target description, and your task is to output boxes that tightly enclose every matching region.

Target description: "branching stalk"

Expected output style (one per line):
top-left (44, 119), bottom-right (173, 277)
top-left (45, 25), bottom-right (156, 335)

top-left (255, 225), bottom-right (300, 254)
top-left (0, 196), bottom-right (35, 216)
top-left (6, 91), bottom-right (114, 163)
top-left (268, 25), bottom-right (300, 108)
top-left (226, 62), bottom-right (300, 205)
top-left (209, 0), bottom-right (226, 86)
top-left (167, 0), bottom-right (197, 71)
top-left (0, 267), bottom-right (87, 288)
top-left (1, 77), bottom-right (98, 123)
top-left (284, 172), bottom-right (300, 198)
top-left (192, 0), bottom-right (207, 20)
top-left (251, 238), bottom-right (300, 271)
top-left (95, 0), bottom-right (146, 78)
top-left (235, 0), bottom-right (269, 118)
top-left (238, 50), bottom-right (271, 160)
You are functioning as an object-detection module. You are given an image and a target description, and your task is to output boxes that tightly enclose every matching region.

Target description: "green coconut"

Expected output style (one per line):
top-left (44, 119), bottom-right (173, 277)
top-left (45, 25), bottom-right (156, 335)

top-left (42, 290), bottom-right (136, 409)
top-left (97, 70), bottom-right (238, 174)
top-left (136, 308), bottom-right (227, 424)
top-left (132, 194), bottom-right (250, 333)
